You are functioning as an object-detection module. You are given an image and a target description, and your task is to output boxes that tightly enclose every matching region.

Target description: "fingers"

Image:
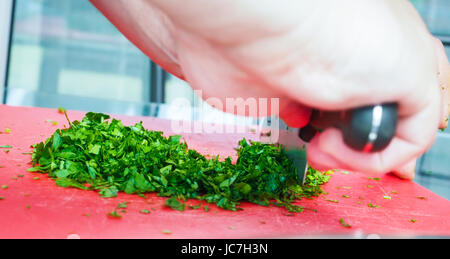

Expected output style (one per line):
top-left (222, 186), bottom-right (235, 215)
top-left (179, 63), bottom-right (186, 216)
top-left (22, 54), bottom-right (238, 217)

top-left (434, 37), bottom-right (450, 129)
top-left (308, 139), bottom-right (417, 180)
top-left (307, 88), bottom-right (441, 175)
top-left (391, 159), bottom-right (416, 180)
top-left (279, 101), bottom-right (311, 128)
top-left (307, 37), bottom-right (443, 177)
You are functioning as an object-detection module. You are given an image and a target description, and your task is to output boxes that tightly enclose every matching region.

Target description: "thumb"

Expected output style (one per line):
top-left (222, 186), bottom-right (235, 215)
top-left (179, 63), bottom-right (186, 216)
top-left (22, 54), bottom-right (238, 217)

top-left (392, 159), bottom-right (416, 180)
top-left (279, 100), bottom-right (311, 128)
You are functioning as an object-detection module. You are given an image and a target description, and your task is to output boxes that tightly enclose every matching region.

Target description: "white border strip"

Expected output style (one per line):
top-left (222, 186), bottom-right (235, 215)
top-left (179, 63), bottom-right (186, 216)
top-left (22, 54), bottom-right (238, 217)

top-left (0, 0), bottom-right (14, 103)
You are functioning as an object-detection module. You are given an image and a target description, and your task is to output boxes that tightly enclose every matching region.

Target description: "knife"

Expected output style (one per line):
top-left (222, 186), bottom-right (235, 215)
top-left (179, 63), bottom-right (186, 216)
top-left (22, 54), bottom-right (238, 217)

top-left (279, 103), bottom-right (399, 184)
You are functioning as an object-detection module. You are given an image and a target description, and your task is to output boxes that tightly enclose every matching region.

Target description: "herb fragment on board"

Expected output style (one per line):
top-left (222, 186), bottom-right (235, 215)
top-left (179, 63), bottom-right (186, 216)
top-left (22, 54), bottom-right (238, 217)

top-left (165, 196), bottom-right (185, 211)
top-left (46, 120), bottom-right (58, 126)
top-left (140, 209), bottom-right (150, 214)
top-left (161, 229), bottom-right (172, 234)
top-left (117, 202), bottom-right (129, 209)
top-left (4, 128), bottom-right (11, 134)
top-left (27, 112), bottom-right (331, 212)
top-left (58, 107), bottom-right (67, 114)
top-left (137, 194), bottom-right (147, 199)
top-left (0, 145), bottom-right (12, 149)
top-left (410, 219), bottom-right (417, 223)
top-left (1, 185), bottom-right (7, 189)
top-left (107, 211), bottom-right (122, 219)
top-left (339, 218), bottom-right (352, 228)
top-left (325, 199), bottom-right (339, 203)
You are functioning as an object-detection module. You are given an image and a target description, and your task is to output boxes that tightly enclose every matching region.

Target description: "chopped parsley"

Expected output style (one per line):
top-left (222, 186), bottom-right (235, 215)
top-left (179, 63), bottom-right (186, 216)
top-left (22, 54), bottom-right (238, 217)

top-left (339, 218), bottom-right (352, 228)
top-left (58, 107), bottom-right (67, 114)
top-left (107, 211), bottom-right (122, 219)
top-left (165, 196), bottom-right (186, 211)
top-left (140, 209), bottom-right (150, 214)
top-left (27, 112), bottom-right (331, 212)
top-left (368, 203), bottom-right (381, 208)
top-left (117, 202), bottom-right (129, 209)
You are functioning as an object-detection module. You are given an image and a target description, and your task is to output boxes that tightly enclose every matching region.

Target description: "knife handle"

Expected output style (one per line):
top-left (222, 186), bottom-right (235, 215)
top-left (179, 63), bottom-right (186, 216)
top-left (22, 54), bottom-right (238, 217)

top-left (299, 103), bottom-right (398, 152)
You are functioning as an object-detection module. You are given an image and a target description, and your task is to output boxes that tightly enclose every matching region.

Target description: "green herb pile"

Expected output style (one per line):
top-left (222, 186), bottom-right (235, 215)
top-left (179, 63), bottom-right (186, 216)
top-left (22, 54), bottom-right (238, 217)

top-left (28, 112), bottom-right (331, 212)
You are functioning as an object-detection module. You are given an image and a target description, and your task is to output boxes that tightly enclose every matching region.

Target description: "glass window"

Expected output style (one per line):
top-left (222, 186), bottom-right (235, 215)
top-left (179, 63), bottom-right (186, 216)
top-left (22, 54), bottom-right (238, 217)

top-left (411, 0), bottom-right (450, 36)
top-left (6, 0), bottom-right (152, 114)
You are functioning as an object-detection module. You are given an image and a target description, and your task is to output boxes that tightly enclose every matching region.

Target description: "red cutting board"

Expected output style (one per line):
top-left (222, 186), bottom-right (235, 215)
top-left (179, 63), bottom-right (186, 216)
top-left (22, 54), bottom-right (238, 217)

top-left (0, 105), bottom-right (449, 238)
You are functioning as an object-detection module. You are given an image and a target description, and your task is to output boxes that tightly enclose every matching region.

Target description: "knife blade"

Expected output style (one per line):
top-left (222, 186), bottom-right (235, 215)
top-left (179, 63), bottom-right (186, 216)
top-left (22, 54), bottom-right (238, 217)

top-left (278, 127), bottom-right (309, 184)
top-left (278, 103), bottom-right (399, 185)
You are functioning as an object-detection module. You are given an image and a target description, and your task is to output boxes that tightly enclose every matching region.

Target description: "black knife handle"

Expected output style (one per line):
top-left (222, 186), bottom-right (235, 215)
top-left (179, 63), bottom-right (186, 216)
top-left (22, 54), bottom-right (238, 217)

top-left (299, 103), bottom-right (398, 152)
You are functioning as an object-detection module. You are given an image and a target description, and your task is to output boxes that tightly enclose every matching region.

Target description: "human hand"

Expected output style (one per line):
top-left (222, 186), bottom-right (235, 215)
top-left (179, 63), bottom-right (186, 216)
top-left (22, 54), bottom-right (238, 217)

top-left (91, 0), bottom-right (450, 178)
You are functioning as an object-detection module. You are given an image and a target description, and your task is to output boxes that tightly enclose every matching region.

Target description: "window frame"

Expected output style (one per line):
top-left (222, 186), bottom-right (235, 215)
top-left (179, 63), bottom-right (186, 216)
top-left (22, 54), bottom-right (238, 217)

top-left (0, 0), bottom-right (14, 104)
top-left (1, 0), bottom-right (167, 107)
